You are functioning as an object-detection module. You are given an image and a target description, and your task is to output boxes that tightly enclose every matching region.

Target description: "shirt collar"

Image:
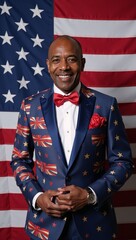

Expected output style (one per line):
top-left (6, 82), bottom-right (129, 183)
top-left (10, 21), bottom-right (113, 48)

top-left (53, 82), bottom-right (81, 95)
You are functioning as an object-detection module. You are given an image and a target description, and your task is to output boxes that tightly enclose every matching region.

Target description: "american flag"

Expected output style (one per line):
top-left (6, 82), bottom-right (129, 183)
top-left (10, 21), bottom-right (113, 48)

top-left (0, 0), bottom-right (136, 239)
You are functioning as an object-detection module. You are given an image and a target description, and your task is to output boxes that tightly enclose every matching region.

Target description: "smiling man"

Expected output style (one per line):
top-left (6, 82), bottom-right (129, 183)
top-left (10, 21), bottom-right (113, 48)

top-left (11, 35), bottom-right (134, 240)
top-left (46, 35), bottom-right (85, 94)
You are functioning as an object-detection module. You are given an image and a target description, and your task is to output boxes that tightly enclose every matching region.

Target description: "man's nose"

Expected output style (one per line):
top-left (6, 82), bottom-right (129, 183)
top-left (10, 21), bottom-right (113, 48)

top-left (59, 59), bottom-right (70, 70)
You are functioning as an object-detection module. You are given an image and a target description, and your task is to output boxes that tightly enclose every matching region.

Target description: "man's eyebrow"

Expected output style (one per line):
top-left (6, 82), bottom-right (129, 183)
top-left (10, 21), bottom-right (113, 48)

top-left (50, 54), bottom-right (78, 60)
top-left (50, 55), bottom-right (60, 60)
top-left (67, 55), bottom-right (78, 58)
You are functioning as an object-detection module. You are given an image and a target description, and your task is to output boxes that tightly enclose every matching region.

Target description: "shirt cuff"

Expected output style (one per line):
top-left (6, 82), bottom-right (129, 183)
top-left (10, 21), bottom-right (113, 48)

top-left (32, 192), bottom-right (43, 210)
top-left (88, 187), bottom-right (97, 204)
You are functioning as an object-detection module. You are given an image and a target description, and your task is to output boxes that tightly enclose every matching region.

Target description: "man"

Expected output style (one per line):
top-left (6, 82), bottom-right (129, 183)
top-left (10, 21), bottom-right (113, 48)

top-left (11, 35), bottom-right (134, 240)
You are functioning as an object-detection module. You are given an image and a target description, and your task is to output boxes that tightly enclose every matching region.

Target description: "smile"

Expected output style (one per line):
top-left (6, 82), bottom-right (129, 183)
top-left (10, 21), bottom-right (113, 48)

top-left (58, 75), bottom-right (71, 80)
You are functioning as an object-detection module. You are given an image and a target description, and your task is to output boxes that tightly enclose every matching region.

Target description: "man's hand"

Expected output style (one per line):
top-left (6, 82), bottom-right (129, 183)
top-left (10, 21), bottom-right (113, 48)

top-left (36, 190), bottom-right (71, 218)
top-left (56, 185), bottom-right (88, 212)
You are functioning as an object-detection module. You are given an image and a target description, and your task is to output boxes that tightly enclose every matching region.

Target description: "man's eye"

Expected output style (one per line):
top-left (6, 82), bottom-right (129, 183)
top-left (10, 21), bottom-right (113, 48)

top-left (68, 57), bottom-right (77, 62)
top-left (52, 59), bottom-right (59, 63)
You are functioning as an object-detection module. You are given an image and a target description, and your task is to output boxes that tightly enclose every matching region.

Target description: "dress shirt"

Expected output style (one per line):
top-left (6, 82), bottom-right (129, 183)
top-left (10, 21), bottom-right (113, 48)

top-left (54, 83), bottom-right (81, 165)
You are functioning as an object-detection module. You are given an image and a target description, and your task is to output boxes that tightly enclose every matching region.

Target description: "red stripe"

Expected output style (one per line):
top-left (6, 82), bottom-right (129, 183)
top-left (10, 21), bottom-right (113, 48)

top-left (1, 128), bottom-right (135, 146)
top-left (1, 190), bottom-right (136, 210)
top-left (81, 71), bottom-right (136, 87)
top-left (0, 159), bottom-right (135, 177)
top-left (0, 161), bottom-right (36, 177)
top-left (113, 190), bottom-right (136, 207)
top-left (0, 129), bottom-right (135, 155)
top-left (119, 103), bottom-right (136, 116)
top-left (0, 161), bottom-right (13, 177)
top-left (77, 37), bottom-right (136, 55)
top-left (126, 129), bottom-right (136, 143)
top-left (55, 0), bottom-right (136, 20)
top-left (0, 224), bottom-right (135, 240)
top-left (1, 130), bottom-right (135, 146)
top-left (0, 228), bottom-right (29, 240)
top-left (0, 129), bottom-right (16, 144)
top-left (118, 223), bottom-right (136, 239)
top-left (55, 36), bottom-right (136, 55)
top-left (0, 194), bottom-right (28, 210)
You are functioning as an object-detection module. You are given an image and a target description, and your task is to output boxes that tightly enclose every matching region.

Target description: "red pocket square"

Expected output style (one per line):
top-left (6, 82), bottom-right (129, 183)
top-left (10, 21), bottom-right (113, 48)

top-left (89, 113), bottom-right (107, 129)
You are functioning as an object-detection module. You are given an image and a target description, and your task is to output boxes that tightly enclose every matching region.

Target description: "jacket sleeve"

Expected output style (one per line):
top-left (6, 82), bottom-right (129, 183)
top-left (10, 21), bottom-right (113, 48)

top-left (10, 99), bottom-right (43, 207)
top-left (89, 97), bottom-right (134, 209)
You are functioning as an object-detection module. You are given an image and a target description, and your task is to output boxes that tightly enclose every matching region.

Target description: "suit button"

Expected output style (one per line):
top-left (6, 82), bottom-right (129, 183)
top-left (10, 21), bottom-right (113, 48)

top-left (66, 176), bottom-right (71, 182)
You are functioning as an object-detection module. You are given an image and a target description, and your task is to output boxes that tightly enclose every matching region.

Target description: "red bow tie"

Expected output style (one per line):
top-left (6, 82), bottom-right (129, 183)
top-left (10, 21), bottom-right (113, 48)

top-left (54, 91), bottom-right (79, 107)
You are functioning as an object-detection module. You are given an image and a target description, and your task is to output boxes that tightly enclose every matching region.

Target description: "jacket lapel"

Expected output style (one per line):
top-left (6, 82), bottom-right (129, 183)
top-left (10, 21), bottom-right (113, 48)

top-left (40, 90), bottom-right (67, 168)
top-left (68, 90), bottom-right (96, 170)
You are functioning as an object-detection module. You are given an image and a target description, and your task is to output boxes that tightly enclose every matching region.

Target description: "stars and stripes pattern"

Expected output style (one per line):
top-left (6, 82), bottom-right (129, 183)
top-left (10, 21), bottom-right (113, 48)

top-left (0, 0), bottom-right (136, 240)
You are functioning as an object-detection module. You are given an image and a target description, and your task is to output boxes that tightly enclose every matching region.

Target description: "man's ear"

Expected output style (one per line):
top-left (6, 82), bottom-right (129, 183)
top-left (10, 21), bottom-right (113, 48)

top-left (81, 57), bottom-right (86, 71)
top-left (46, 59), bottom-right (50, 73)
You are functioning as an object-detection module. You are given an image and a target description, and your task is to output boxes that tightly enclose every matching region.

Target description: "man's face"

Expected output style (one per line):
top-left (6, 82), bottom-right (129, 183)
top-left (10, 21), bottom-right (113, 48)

top-left (46, 38), bottom-right (85, 94)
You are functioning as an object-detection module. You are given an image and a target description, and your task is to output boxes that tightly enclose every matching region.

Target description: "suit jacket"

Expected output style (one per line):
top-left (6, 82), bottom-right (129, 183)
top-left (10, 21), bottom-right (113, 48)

top-left (11, 84), bottom-right (133, 240)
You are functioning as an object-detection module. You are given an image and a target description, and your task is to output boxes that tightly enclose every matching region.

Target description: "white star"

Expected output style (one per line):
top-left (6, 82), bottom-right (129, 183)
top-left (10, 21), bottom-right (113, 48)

top-left (30, 4), bottom-right (44, 18)
top-left (1, 60), bottom-right (15, 74)
top-left (31, 34), bottom-right (44, 47)
top-left (0, 1), bottom-right (12, 15)
top-left (32, 63), bottom-right (44, 76)
top-left (15, 18), bottom-right (29, 32)
top-left (16, 47), bottom-right (29, 60)
top-left (17, 76), bottom-right (30, 89)
top-left (3, 90), bottom-right (16, 103)
top-left (0, 31), bottom-right (14, 45)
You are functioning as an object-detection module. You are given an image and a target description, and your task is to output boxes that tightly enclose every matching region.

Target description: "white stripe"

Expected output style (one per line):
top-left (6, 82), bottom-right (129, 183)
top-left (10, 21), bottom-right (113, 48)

top-left (0, 143), bottom-right (134, 161)
top-left (84, 54), bottom-right (136, 71)
top-left (91, 87), bottom-right (136, 103)
top-left (123, 115), bottom-right (136, 129)
top-left (0, 210), bottom-right (27, 228)
top-left (0, 111), bottom-right (18, 128)
top-left (0, 207), bottom-right (135, 227)
top-left (1, 143), bottom-right (135, 161)
top-left (54, 18), bottom-right (136, 38)
top-left (115, 207), bottom-right (136, 224)
top-left (0, 111), bottom-right (136, 131)
top-left (120, 174), bottom-right (136, 191)
top-left (0, 144), bottom-right (36, 162)
top-left (0, 177), bottom-right (21, 194)
top-left (0, 145), bottom-right (13, 161)
top-left (131, 143), bottom-right (136, 158)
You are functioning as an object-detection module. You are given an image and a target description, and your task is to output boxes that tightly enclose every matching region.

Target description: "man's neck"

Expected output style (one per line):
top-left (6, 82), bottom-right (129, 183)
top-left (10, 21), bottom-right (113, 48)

top-left (54, 82), bottom-right (81, 95)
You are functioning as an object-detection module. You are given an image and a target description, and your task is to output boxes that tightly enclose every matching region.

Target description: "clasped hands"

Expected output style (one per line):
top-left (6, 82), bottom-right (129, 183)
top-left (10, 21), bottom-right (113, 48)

top-left (36, 185), bottom-right (88, 218)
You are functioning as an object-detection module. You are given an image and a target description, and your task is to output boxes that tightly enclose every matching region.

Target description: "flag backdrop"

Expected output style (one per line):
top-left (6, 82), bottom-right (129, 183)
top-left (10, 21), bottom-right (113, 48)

top-left (0, 0), bottom-right (136, 239)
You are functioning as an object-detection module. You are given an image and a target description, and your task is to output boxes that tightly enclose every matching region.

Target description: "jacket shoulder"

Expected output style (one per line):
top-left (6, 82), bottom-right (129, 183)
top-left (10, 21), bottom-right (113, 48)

top-left (81, 84), bottom-right (114, 101)
top-left (91, 88), bottom-right (114, 101)
top-left (82, 85), bottom-right (117, 110)
top-left (24, 88), bottom-right (52, 105)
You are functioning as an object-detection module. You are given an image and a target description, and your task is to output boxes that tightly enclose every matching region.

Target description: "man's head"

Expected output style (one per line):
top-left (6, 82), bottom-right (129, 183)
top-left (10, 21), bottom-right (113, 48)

top-left (46, 35), bottom-right (85, 94)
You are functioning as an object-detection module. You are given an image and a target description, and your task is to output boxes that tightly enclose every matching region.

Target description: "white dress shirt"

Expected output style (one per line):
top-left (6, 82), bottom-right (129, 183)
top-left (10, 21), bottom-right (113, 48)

top-left (54, 82), bottom-right (81, 165)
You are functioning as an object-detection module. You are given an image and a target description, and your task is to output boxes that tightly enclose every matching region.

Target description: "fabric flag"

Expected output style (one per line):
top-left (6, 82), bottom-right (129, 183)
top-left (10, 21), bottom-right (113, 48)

top-left (0, 0), bottom-right (136, 239)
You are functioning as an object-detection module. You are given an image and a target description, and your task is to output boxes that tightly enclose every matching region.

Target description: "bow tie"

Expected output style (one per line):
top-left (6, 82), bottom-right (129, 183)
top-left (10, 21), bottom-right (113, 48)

top-left (54, 91), bottom-right (79, 107)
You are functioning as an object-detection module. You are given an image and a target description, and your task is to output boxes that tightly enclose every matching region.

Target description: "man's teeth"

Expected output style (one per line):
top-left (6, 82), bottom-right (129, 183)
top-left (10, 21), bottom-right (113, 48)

top-left (59, 75), bottom-right (69, 78)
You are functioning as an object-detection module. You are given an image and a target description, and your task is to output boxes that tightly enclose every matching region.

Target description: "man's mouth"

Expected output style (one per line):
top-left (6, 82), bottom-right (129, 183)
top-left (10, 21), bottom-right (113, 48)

top-left (58, 75), bottom-right (71, 80)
